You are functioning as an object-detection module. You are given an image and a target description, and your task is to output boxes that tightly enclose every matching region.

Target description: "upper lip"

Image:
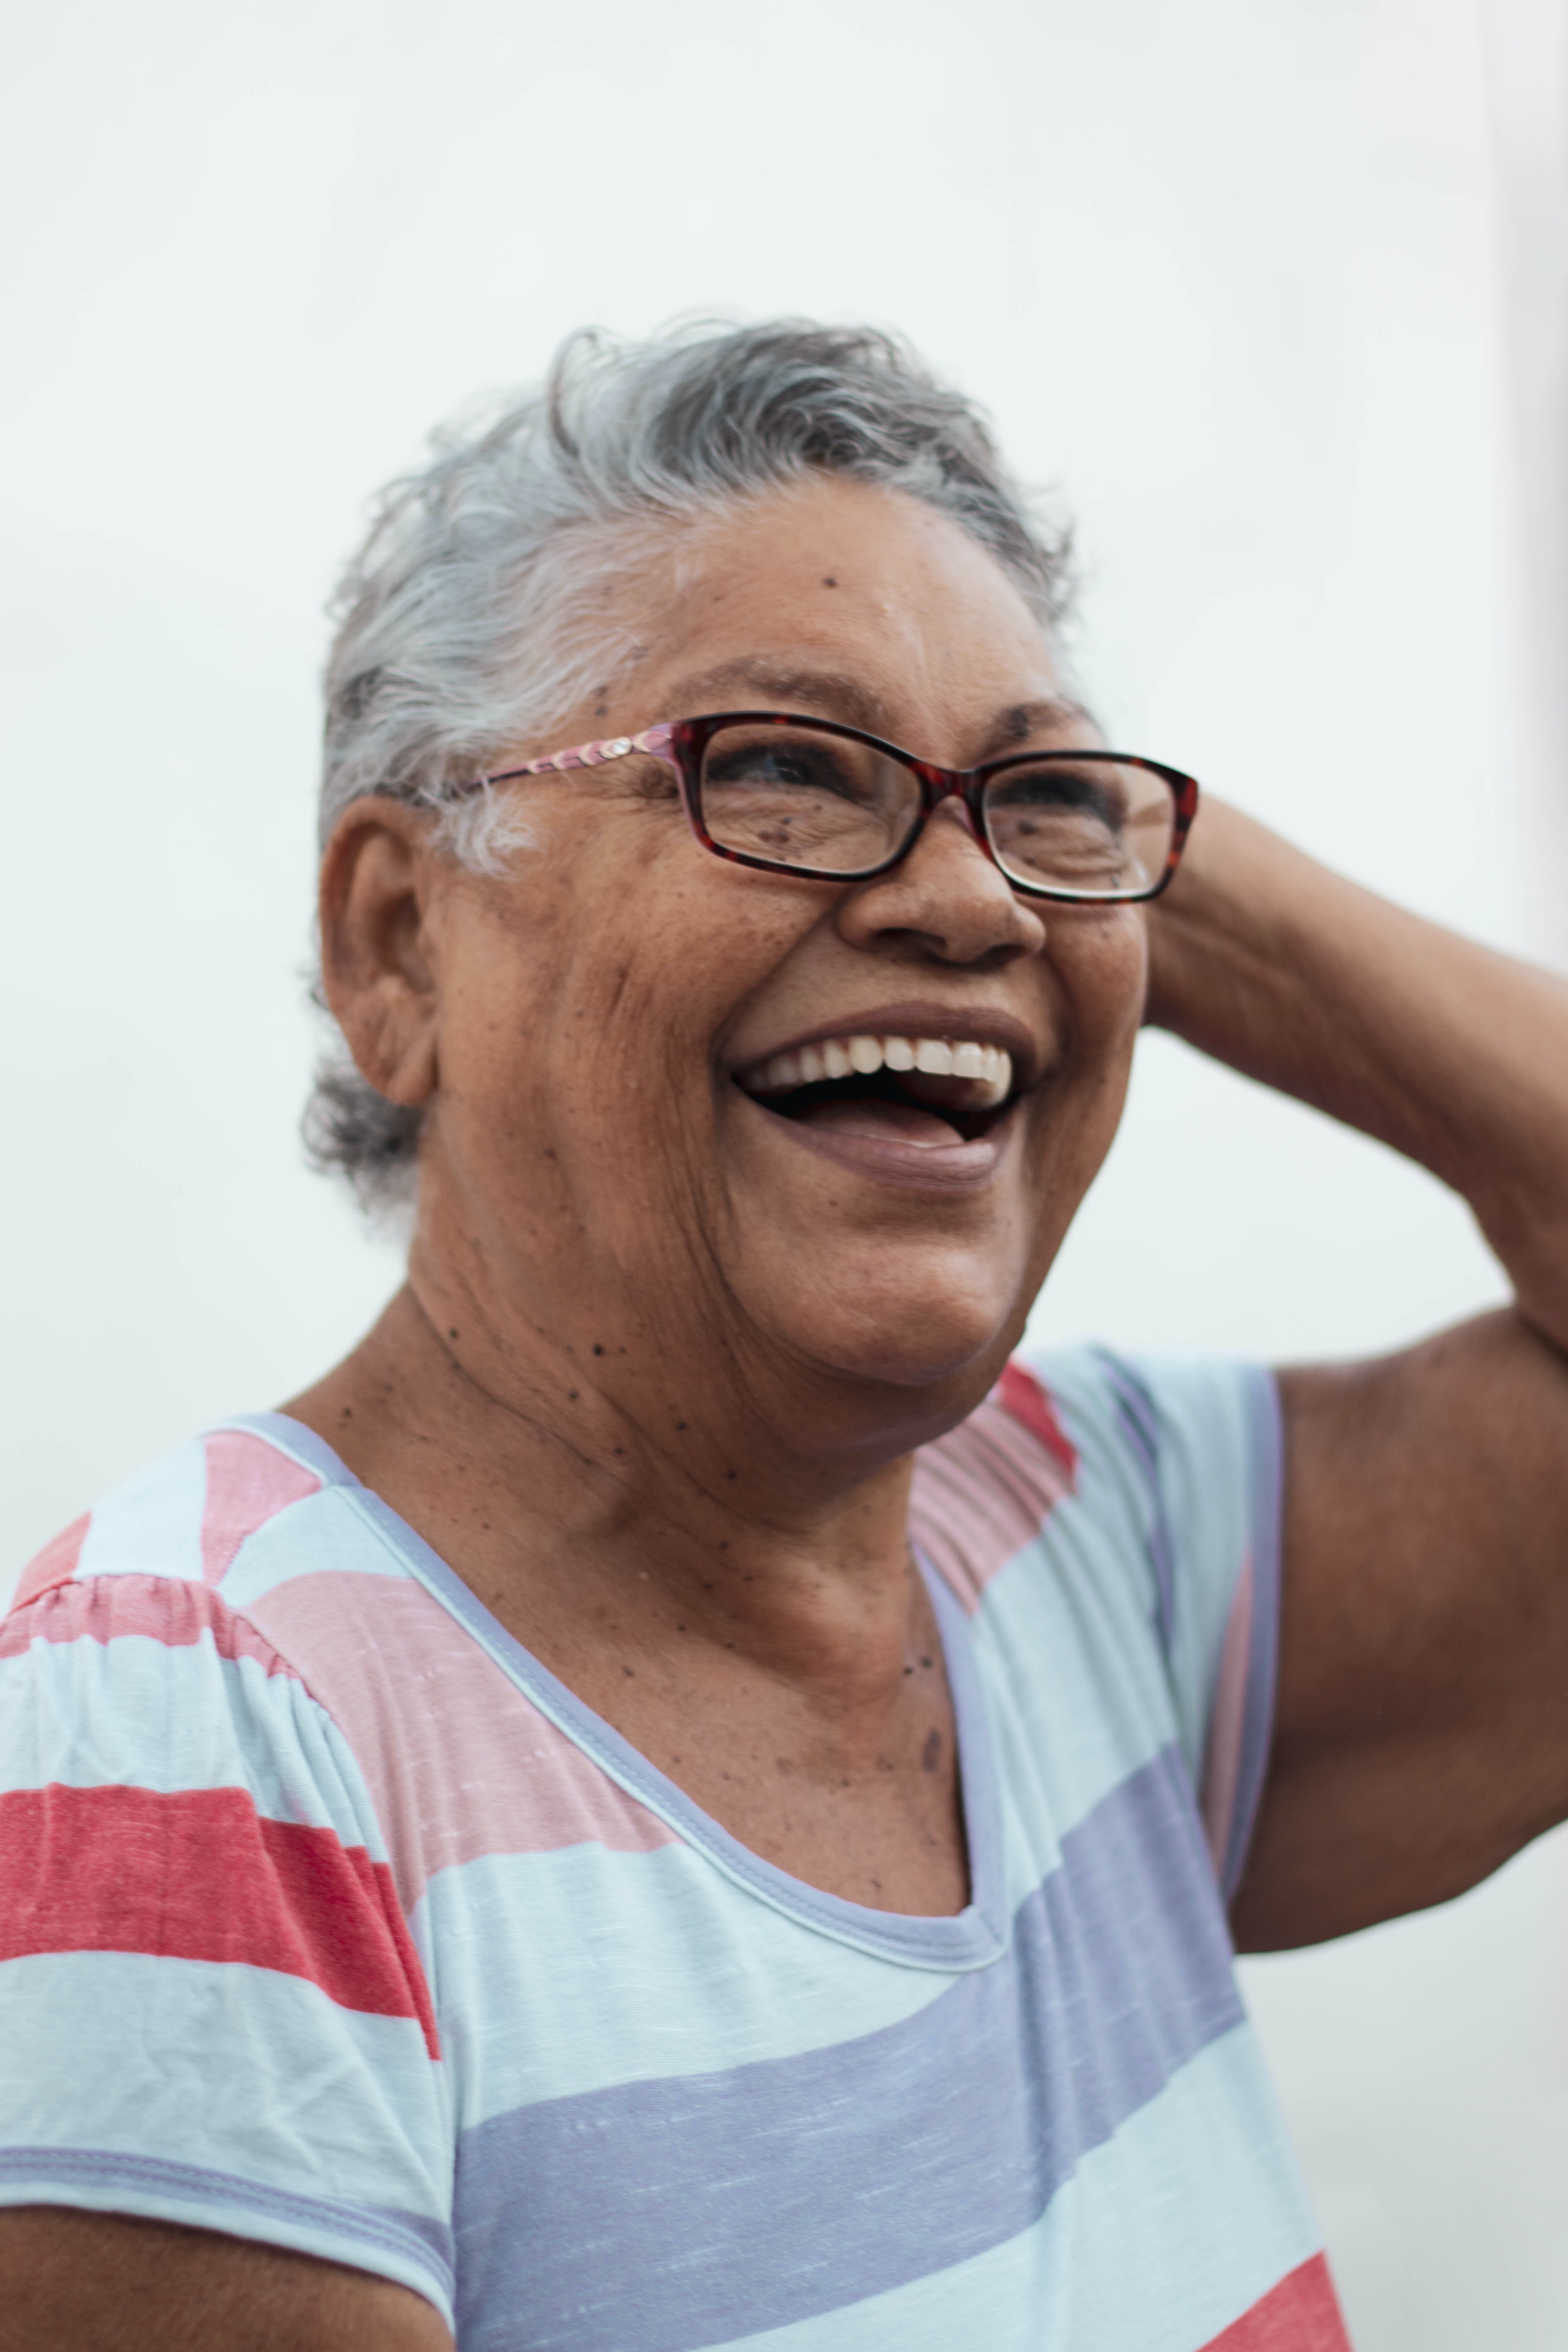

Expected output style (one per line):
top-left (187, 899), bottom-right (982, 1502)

top-left (729, 1000), bottom-right (1047, 1093)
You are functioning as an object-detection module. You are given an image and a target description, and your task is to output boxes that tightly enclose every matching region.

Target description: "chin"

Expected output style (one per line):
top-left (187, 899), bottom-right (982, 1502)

top-left (779, 1273), bottom-right (1028, 1406)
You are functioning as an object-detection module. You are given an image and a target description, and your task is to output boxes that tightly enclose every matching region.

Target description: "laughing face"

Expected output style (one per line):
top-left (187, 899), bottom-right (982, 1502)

top-left (357, 475), bottom-right (1148, 1459)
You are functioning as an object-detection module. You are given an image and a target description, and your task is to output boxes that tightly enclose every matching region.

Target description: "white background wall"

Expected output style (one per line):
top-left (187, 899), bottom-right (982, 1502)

top-left (3, 0), bottom-right (1564, 2340)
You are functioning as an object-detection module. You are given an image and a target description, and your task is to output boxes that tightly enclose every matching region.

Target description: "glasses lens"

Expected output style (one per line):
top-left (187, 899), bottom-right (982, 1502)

top-left (983, 757), bottom-right (1175, 899)
top-left (697, 723), bottom-right (919, 874)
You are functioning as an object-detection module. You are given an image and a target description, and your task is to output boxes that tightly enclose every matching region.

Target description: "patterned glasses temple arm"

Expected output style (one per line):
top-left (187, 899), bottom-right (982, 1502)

top-left (466, 724), bottom-right (678, 794)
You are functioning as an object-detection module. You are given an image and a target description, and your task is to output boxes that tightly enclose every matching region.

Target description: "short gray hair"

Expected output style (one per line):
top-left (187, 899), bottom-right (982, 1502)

top-left (305, 319), bottom-right (1075, 1213)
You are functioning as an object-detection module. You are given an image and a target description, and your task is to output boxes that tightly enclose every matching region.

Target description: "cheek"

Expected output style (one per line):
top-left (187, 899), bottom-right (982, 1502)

top-left (435, 840), bottom-right (810, 1158)
top-left (1058, 908), bottom-right (1149, 1068)
top-left (1024, 912), bottom-right (1147, 1202)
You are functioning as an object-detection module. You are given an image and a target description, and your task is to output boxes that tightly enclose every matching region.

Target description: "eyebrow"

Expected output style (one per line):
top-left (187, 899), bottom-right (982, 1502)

top-left (981, 698), bottom-right (1099, 757)
top-left (662, 659), bottom-right (1099, 762)
top-left (664, 660), bottom-right (896, 738)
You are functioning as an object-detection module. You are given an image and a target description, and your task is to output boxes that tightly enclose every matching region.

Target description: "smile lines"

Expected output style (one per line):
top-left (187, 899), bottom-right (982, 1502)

top-left (738, 1034), bottom-right (1014, 1109)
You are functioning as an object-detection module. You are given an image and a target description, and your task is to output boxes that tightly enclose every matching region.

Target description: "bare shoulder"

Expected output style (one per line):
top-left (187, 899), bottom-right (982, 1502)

top-left (1233, 1307), bottom-right (1568, 1949)
top-left (0, 2209), bottom-right (453, 2352)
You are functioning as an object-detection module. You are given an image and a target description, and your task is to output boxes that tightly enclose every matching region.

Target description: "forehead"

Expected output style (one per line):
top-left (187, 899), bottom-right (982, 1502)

top-left (623, 476), bottom-right (1080, 762)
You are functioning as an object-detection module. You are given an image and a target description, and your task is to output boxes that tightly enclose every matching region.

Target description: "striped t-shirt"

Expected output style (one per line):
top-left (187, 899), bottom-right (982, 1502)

top-left (0, 1347), bottom-right (1349, 2350)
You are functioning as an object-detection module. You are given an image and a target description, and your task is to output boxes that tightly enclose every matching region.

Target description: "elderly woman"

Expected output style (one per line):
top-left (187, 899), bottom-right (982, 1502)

top-left (3, 322), bottom-right (1567, 2352)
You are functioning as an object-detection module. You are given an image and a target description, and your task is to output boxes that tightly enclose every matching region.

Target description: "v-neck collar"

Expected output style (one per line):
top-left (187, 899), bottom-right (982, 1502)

top-left (232, 1410), bottom-right (1010, 1972)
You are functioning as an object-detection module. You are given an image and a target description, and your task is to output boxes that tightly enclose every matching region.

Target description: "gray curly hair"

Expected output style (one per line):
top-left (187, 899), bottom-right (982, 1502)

top-left (305, 319), bottom-right (1075, 1214)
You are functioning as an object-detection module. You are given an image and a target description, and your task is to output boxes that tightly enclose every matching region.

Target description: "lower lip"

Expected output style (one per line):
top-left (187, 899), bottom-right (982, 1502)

top-left (738, 1095), bottom-right (1016, 1193)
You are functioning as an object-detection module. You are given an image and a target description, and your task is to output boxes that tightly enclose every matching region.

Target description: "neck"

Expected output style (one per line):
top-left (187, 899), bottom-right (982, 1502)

top-left (285, 1266), bottom-right (932, 1693)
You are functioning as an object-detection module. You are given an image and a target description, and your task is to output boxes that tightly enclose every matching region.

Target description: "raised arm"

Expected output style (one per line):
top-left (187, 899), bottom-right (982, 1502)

top-left (1144, 800), bottom-right (1568, 1949)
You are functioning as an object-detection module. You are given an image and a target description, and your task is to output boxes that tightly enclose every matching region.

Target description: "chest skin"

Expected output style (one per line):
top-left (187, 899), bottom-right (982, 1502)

top-left (469, 1557), bottom-right (971, 1918)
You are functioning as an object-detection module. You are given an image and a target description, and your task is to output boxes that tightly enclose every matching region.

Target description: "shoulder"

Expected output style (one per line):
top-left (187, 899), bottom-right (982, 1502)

top-left (914, 1348), bottom-right (1285, 1902)
top-left (3, 1416), bottom-right (673, 1925)
top-left (913, 1345), bottom-right (1276, 1604)
top-left (5, 1412), bottom-right (425, 1655)
top-left (0, 1414), bottom-right (440, 1840)
top-left (0, 1416), bottom-right (424, 1805)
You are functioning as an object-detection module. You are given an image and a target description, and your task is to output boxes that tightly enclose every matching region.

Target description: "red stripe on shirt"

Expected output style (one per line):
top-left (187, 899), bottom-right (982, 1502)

top-left (0, 1574), bottom-right (300, 1677)
top-left (996, 1361), bottom-right (1079, 1480)
top-left (0, 1781), bottom-right (440, 2059)
top-left (1200, 2254), bottom-right (1351, 2350)
top-left (11, 1515), bottom-right (90, 1613)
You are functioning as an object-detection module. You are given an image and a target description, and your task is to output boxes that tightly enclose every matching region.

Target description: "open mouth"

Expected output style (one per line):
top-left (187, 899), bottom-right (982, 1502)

top-left (735, 1033), bottom-right (1018, 1147)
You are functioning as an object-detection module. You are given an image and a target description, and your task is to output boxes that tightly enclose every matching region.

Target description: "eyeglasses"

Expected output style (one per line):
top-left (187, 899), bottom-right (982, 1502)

top-left (466, 712), bottom-right (1199, 904)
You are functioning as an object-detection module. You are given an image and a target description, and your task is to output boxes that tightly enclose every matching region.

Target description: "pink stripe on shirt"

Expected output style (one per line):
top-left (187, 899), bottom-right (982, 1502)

top-left (0, 1574), bottom-right (302, 1678)
top-left (912, 1391), bottom-right (1075, 1613)
top-left (249, 1571), bottom-right (679, 1913)
top-left (201, 1430), bottom-right (321, 1588)
top-left (12, 1515), bottom-right (90, 1612)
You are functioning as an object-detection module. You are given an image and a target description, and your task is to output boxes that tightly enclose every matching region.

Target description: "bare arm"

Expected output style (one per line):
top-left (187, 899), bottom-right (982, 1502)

top-left (1144, 800), bottom-right (1568, 1949)
top-left (0, 2211), bottom-right (453, 2352)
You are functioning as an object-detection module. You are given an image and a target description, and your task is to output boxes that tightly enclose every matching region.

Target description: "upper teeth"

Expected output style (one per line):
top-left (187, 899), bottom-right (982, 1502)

top-left (741, 1035), bottom-right (1014, 1108)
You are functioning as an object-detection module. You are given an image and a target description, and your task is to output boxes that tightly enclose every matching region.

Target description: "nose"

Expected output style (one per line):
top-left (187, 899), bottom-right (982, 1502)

top-left (835, 796), bottom-right (1048, 967)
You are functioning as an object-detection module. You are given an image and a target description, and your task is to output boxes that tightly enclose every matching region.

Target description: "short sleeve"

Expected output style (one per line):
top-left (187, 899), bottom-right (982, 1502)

top-left (0, 1569), bottom-right (456, 2326)
top-left (1023, 1347), bottom-right (1283, 1900)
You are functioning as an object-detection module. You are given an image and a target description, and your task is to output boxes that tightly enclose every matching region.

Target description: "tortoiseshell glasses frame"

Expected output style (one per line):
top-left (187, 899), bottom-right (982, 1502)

top-left (463, 711), bottom-right (1199, 905)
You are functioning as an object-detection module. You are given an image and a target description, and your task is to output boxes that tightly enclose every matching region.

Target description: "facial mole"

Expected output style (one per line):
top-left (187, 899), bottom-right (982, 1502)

top-left (822, 575), bottom-right (838, 587)
top-left (592, 1344), bottom-right (604, 1355)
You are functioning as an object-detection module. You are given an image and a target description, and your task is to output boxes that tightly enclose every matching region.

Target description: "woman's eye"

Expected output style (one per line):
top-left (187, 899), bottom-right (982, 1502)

top-left (722, 752), bottom-right (817, 787)
top-left (709, 747), bottom-right (857, 797)
top-left (757, 753), bottom-right (823, 788)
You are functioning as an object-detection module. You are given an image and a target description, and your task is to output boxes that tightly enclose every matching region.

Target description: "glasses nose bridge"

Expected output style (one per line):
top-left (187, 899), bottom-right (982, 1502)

top-left (909, 758), bottom-right (984, 846)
